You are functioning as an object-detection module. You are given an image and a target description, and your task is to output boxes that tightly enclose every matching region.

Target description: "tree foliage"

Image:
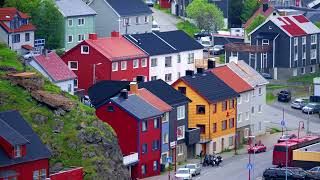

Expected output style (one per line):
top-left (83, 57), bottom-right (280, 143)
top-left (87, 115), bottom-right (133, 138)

top-left (241, 0), bottom-right (260, 23)
top-left (186, 0), bottom-right (224, 31)
top-left (315, 22), bottom-right (320, 29)
top-left (4, 0), bottom-right (64, 49)
top-left (229, 0), bottom-right (243, 27)
top-left (246, 14), bottom-right (266, 34)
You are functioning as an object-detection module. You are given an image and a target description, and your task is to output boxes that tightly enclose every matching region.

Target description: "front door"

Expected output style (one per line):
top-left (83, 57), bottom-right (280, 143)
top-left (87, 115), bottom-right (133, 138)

top-left (202, 144), bottom-right (207, 155)
top-left (175, 4), bottom-right (179, 16)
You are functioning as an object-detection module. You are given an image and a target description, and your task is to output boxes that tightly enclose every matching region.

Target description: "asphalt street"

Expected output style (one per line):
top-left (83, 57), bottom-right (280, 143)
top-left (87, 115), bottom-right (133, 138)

top-left (151, 8), bottom-right (180, 32)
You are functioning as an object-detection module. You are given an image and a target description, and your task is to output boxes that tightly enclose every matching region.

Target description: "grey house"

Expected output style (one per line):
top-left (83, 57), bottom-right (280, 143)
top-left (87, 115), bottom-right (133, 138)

top-left (87, 0), bottom-right (153, 37)
top-left (225, 14), bottom-right (320, 80)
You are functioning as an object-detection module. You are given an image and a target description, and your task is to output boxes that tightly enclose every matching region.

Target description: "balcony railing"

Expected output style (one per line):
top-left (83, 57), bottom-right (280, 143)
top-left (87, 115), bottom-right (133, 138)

top-left (123, 152), bottom-right (139, 166)
top-left (225, 43), bottom-right (272, 53)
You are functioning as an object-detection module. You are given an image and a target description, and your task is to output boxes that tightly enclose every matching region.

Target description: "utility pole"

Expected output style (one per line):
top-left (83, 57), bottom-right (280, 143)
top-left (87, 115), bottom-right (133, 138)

top-left (285, 138), bottom-right (288, 180)
top-left (282, 108), bottom-right (285, 136)
top-left (307, 110), bottom-right (310, 134)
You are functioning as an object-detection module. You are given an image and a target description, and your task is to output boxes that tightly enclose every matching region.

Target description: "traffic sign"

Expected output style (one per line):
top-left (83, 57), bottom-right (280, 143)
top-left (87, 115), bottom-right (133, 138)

top-left (170, 141), bottom-right (176, 148)
top-left (247, 163), bottom-right (253, 170)
top-left (280, 120), bottom-right (285, 127)
top-left (167, 157), bottom-right (172, 163)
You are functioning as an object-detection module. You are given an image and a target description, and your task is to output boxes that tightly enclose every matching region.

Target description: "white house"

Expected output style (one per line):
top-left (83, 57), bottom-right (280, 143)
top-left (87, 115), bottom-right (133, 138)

top-left (228, 60), bottom-right (269, 136)
top-left (124, 30), bottom-right (204, 84)
top-left (29, 51), bottom-right (77, 95)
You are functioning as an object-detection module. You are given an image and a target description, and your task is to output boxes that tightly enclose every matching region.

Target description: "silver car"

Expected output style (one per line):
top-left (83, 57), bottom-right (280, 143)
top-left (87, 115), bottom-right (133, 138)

top-left (291, 99), bottom-right (308, 109)
top-left (185, 164), bottom-right (201, 176)
top-left (175, 168), bottom-right (192, 180)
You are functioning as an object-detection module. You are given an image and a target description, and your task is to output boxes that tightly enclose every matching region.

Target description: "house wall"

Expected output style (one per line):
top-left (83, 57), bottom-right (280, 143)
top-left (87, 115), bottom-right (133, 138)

top-left (0, 27), bottom-right (8, 47)
top-left (161, 120), bottom-right (169, 154)
top-left (237, 91), bottom-right (253, 131)
top-left (0, 137), bottom-right (13, 158)
top-left (49, 167), bottom-right (83, 180)
top-left (7, 31), bottom-right (34, 53)
top-left (251, 85), bottom-right (267, 136)
top-left (119, 15), bottom-right (152, 35)
top-left (160, 0), bottom-right (171, 8)
top-left (0, 159), bottom-right (49, 180)
top-left (64, 15), bottom-right (96, 51)
top-left (110, 58), bottom-right (149, 81)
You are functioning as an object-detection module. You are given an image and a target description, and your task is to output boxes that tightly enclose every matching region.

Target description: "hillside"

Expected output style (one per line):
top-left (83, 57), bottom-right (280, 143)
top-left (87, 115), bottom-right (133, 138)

top-left (0, 44), bottom-right (129, 180)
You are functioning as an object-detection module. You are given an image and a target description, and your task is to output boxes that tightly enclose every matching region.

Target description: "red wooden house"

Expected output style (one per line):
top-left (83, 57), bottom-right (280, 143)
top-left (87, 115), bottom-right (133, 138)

top-left (159, 0), bottom-right (171, 8)
top-left (95, 83), bottom-right (163, 179)
top-left (61, 32), bottom-right (149, 93)
top-left (0, 110), bottom-right (51, 180)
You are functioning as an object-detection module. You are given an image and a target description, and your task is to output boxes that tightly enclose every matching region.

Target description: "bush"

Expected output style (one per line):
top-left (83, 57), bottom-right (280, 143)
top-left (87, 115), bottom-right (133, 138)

top-left (176, 21), bottom-right (200, 37)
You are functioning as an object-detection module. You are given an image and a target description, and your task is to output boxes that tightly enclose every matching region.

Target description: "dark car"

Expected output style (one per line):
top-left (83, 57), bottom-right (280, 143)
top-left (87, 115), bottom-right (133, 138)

top-left (288, 167), bottom-right (320, 180)
top-left (302, 103), bottom-right (320, 114)
top-left (194, 30), bottom-right (213, 40)
top-left (308, 166), bottom-right (320, 179)
top-left (278, 90), bottom-right (292, 102)
top-left (263, 168), bottom-right (306, 180)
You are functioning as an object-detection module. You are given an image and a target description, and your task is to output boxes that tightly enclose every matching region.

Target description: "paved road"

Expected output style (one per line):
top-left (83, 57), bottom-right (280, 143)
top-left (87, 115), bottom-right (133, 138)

top-left (151, 8), bottom-right (180, 32)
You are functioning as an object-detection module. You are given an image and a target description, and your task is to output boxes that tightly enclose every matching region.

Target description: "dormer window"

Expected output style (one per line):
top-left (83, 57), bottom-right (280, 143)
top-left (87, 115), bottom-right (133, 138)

top-left (14, 145), bottom-right (21, 158)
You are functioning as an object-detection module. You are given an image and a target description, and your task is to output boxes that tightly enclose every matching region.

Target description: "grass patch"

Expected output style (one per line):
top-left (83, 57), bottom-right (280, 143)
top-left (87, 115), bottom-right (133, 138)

top-left (176, 21), bottom-right (200, 37)
top-left (266, 84), bottom-right (289, 90)
top-left (219, 54), bottom-right (225, 64)
top-left (288, 72), bottom-right (320, 85)
top-left (270, 127), bottom-right (282, 134)
top-left (266, 92), bottom-right (276, 103)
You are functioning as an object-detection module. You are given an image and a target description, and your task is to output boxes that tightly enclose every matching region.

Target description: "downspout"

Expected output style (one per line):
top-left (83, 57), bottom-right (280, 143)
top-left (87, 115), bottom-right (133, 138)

top-left (289, 37), bottom-right (292, 68)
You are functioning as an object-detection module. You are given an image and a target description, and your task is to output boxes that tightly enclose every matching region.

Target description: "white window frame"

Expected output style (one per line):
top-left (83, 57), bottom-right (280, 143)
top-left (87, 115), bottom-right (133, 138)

top-left (237, 96), bottom-right (242, 104)
top-left (67, 35), bottom-right (73, 43)
top-left (302, 36), bottom-right (306, 45)
top-left (144, 16), bottom-right (149, 23)
top-left (177, 105), bottom-right (185, 120)
top-left (112, 62), bottom-right (118, 72)
top-left (188, 53), bottom-right (195, 64)
top-left (151, 76), bottom-right (157, 81)
top-left (229, 136), bottom-right (234, 146)
top-left (163, 133), bottom-right (169, 144)
top-left (258, 105), bottom-right (262, 113)
top-left (245, 111), bottom-right (249, 120)
top-left (177, 125), bottom-right (185, 140)
top-left (311, 49), bottom-right (317, 59)
top-left (68, 61), bottom-right (78, 70)
top-left (123, 18), bottom-right (130, 26)
top-left (141, 58), bottom-right (147, 67)
top-left (151, 58), bottom-right (157, 67)
top-left (121, 61), bottom-right (127, 70)
top-left (258, 87), bottom-right (262, 95)
top-left (78, 18), bottom-right (85, 26)
top-left (142, 121), bottom-right (147, 132)
top-left (165, 73), bottom-right (172, 82)
top-left (293, 68), bottom-right (298, 76)
top-left (311, 34), bottom-right (317, 44)
top-left (14, 145), bottom-right (21, 158)
top-left (135, 16), bottom-right (140, 24)
top-left (237, 113), bottom-right (242, 122)
top-left (78, 34), bottom-right (85, 42)
top-left (162, 112), bottom-right (169, 123)
top-left (81, 45), bottom-right (89, 54)
top-left (300, 67), bottom-right (305, 74)
top-left (74, 78), bottom-right (78, 88)
top-left (133, 59), bottom-right (139, 68)
top-left (33, 170), bottom-right (39, 180)
top-left (68, 19), bottom-right (73, 27)
top-left (154, 118), bottom-right (159, 128)
top-left (177, 144), bottom-right (183, 156)
top-left (311, 65), bottom-right (315, 73)
top-left (294, 37), bottom-right (298, 46)
top-left (262, 39), bottom-right (269, 46)
top-left (246, 93), bottom-right (249, 102)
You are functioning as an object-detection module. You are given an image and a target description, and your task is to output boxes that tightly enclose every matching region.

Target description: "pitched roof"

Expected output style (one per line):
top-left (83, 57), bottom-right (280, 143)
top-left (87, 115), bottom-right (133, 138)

top-left (305, 11), bottom-right (320, 23)
top-left (55, 0), bottom-right (97, 17)
top-left (0, 22), bottom-right (35, 33)
top-left (211, 66), bottom-right (254, 93)
top-left (244, 6), bottom-right (274, 29)
top-left (0, 110), bottom-right (51, 167)
top-left (139, 79), bottom-right (191, 106)
top-left (88, 80), bottom-right (130, 108)
top-left (154, 30), bottom-right (204, 52)
top-left (104, 0), bottom-right (152, 16)
top-left (0, 8), bottom-right (30, 21)
top-left (136, 88), bottom-right (172, 112)
top-left (33, 52), bottom-right (77, 82)
top-left (227, 60), bottom-right (269, 87)
top-left (84, 36), bottom-right (148, 61)
top-left (178, 73), bottom-right (238, 103)
top-left (124, 33), bottom-right (177, 56)
top-left (111, 94), bottom-right (163, 120)
top-left (0, 119), bottom-right (29, 146)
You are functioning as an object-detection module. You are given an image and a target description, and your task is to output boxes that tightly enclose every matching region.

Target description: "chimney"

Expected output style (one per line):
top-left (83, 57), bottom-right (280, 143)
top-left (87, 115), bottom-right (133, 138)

top-left (197, 68), bottom-right (204, 74)
top-left (120, 89), bottom-right (128, 99)
top-left (207, 59), bottom-right (216, 69)
top-left (89, 33), bottom-right (98, 40)
top-left (111, 31), bottom-right (120, 37)
top-left (136, 76), bottom-right (145, 83)
top-left (185, 70), bottom-right (194, 76)
top-left (130, 82), bottom-right (138, 94)
top-left (263, 1), bottom-right (269, 12)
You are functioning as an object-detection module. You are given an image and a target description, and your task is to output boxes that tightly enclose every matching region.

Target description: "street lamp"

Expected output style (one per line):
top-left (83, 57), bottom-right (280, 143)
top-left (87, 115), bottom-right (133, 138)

top-left (247, 135), bottom-right (255, 180)
top-left (93, 63), bottom-right (102, 84)
top-left (298, 121), bottom-right (305, 139)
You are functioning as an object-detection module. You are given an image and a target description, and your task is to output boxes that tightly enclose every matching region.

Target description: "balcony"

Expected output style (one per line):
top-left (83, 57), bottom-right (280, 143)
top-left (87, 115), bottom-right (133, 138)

top-left (186, 128), bottom-right (200, 145)
top-left (225, 43), bottom-right (272, 53)
top-left (123, 152), bottom-right (139, 166)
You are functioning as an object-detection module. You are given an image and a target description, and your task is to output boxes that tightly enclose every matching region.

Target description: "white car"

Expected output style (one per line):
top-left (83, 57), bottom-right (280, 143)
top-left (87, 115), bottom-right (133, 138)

top-left (291, 98), bottom-right (308, 109)
top-left (152, 20), bottom-right (160, 32)
top-left (175, 168), bottom-right (192, 180)
top-left (185, 164), bottom-right (201, 176)
top-left (198, 36), bottom-right (213, 52)
top-left (23, 51), bottom-right (41, 59)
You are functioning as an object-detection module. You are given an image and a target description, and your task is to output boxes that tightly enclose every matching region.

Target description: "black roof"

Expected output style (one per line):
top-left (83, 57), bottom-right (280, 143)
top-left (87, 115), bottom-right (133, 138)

top-left (88, 80), bottom-right (130, 108)
top-left (154, 30), bottom-right (203, 52)
top-left (139, 79), bottom-right (191, 106)
top-left (180, 73), bottom-right (238, 103)
top-left (0, 110), bottom-right (51, 167)
top-left (105, 0), bottom-right (152, 16)
top-left (124, 33), bottom-right (177, 56)
top-left (0, 120), bottom-right (29, 146)
top-left (111, 94), bottom-right (163, 120)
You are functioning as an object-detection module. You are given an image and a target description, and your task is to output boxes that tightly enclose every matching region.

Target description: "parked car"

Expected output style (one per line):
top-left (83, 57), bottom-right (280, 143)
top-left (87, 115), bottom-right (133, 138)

top-left (152, 20), bottom-right (160, 32)
top-left (260, 72), bottom-right (272, 79)
top-left (194, 30), bottom-right (212, 40)
top-left (308, 166), bottom-right (320, 178)
top-left (23, 51), bottom-right (41, 59)
top-left (247, 144), bottom-right (266, 154)
top-left (263, 167), bottom-right (305, 180)
top-left (278, 90), bottom-right (291, 102)
top-left (278, 134), bottom-right (297, 143)
top-left (212, 45), bottom-right (224, 55)
top-left (185, 164), bottom-right (201, 176)
top-left (198, 36), bottom-right (213, 52)
top-left (302, 103), bottom-right (320, 114)
top-left (175, 168), bottom-right (192, 180)
top-left (145, 0), bottom-right (155, 7)
top-left (291, 99), bottom-right (308, 109)
top-left (287, 167), bottom-right (320, 180)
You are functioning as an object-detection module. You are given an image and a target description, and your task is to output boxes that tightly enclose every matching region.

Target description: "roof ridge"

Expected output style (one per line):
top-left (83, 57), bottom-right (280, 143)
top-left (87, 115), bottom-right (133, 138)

top-left (0, 117), bottom-right (30, 144)
top-left (152, 32), bottom-right (177, 51)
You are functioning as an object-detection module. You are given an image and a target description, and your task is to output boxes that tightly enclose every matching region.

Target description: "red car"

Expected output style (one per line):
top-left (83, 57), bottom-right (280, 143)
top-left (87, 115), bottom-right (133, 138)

top-left (248, 144), bottom-right (267, 154)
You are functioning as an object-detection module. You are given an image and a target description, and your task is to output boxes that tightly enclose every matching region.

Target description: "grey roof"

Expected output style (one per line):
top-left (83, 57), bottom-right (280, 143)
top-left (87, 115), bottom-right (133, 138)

top-left (111, 94), bottom-right (163, 120)
top-left (227, 60), bottom-right (269, 87)
top-left (55, 0), bottom-right (97, 17)
top-left (103, 0), bottom-right (152, 16)
top-left (0, 119), bottom-right (29, 146)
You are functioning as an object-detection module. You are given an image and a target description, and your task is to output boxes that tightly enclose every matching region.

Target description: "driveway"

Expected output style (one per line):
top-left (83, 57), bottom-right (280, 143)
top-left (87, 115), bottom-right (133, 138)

top-left (151, 7), bottom-right (181, 32)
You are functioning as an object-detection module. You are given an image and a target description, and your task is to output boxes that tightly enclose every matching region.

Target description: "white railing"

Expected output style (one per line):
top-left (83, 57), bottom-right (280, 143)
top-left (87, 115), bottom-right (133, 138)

top-left (123, 152), bottom-right (139, 166)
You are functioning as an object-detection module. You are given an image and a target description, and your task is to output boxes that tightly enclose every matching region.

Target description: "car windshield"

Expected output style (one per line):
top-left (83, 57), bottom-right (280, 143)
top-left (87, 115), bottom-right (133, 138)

top-left (186, 165), bottom-right (196, 169)
top-left (280, 91), bottom-right (289, 94)
top-left (307, 104), bottom-right (317, 108)
top-left (177, 169), bottom-right (189, 174)
top-left (202, 41), bottom-right (211, 45)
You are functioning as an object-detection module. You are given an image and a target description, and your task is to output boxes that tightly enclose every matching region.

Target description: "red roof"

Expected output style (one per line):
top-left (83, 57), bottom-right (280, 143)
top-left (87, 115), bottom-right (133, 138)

top-left (0, 7), bottom-right (30, 21)
top-left (211, 66), bottom-right (253, 93)
top-left (85, 36), bottom-right (147, 61)
top-left (244, 6), bottom-right (274, 29)
top-left (21, 44), bottom-right (33, 50)
top-left (136, 88), bottom-right (172, 112)
top-left (33, 52), bottom-right (77, 82)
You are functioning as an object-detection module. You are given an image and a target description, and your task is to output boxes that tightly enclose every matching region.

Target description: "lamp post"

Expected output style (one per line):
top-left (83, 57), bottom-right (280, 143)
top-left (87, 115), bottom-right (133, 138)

top-left (285, 138), bottom-right (288, 180)
top-left (248, 135), bottom-right (255, 180)
top-left (298, 121), bottom-right (304, 139)
top-left (93, 63), bottom-right (102, 84)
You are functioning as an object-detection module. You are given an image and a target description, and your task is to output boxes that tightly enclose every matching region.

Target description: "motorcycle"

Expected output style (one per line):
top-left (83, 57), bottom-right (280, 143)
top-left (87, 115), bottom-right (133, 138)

top-left (203, 155), bottom-right (215, 167)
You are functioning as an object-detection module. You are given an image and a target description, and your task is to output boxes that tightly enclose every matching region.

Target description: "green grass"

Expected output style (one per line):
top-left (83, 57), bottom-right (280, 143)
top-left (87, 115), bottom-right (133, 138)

top-left (266, 84), bottom-right (289, 90)
top-left (219, 54), bottom-right (225, 64)
top-left (288, 72), bottom-right (320, 85)
top-left (266, 92), bottom-right (276, 103)
top-left (270, 127), bottom-right (282, 134)
top-left (0, 47), bottom-right (23, 72)
top-left (176, 21), bottom-right (200, 37)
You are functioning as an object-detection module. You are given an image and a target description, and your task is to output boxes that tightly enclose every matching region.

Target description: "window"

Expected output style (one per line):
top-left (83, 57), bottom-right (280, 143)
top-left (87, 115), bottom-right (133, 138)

top-left (68, 19), bottom-right (73, 26)
top-left (68, 61), bottom-right (78, 70)
top-left (133, 59), bottom-right (139, 68)
top-left (245, 111), bottom-right (249, 120)
top-left (246, 93), bottom-right (250, 102)
top-left (178, 87), bottom-right (186, 95)
top-left (231, 51), bottom-right (238, 58)
top-left (163, 133), bottom-right (169, 144)
top-left (81, 45), bottom-right (89, 54)
top-left (123, 18), bottom-right (130, 26)
top-left (107, 106), bottom-right (114, 112)
top-left (197, 124), bottom-right (205, 134)
top-left (212, 142), bottom-right (216, 152)
top-left (293, 68), bottom-right (298, 76)
top-left (252, 90), bottom-right (255, 97)
top-left (238, 113), bottom-right (242, 122)
top-left (229, 118), bottom-right (234, 128)
top-left (153, 161), bottom-right (158, 171)
top-left (142, 144), bottom-right (148, 153)
top-left (151, 58), bottom-right (157, 67)
top-left (165, 56), bottom-right (172, 67)
top-left (300, 67), bottom-right (305, 74)
top-left (141, 58), bottom-right (147, 67)
top-left (258, 105), bottom-right (262, 113)
top-left (177, 72), bottom-right (181, 78)
top-left (121, 61), bottom-right (127, 70)
top-left (262, 39), bottom-right (269, 45)
top-left (144, 16), bottom-right (149, 23)
top-left (229, 136), bottom-right (234, 146)
top-left (165, 73), bottom-right (172, 82)
top-left (258, 88), bottom-right (262, 95)
top-left (311, 49), bottom-right (317, 59)
top-left (135, 16), bottom-right (140, 24)
top-left (151, 76), bottom-right (157, 80)
top-left (74, 79), bottom-right (78, 88)
top-left (311, 34), bottom-right (317, 44)
top-left (177, 54), bottom-right (181, 63)
top-left (163, 112), bottom-right (169, 123)
top-left (259, 121), bottom-right (262, 131)
top-left (196, 105), bottom-right (205, 114)
top-left (212, 104), bottom-right (217, 113)
top-left (142, 121), bottom-right (147, 132)
top-left (78, 34), bottom-right (85, 42)
top-left (67, 35), bottom-right (73, 43)
top-left (251, 106), bottom-right (255, 114)
top-left (177, 144), bottom-right (183, 156)
top-left (78, 18), bottom-right (85, 26)
top-left (311, 66), bottom-right (315, 73)
top-left (294, 44), bottom-right (298, 61)
top-left (154, 118), bottom-right (160, 128)
top-left (222, 101), bottom-right (228, 111)
top-left (238, 96), bottom-right (242, 104)
top-left (33, 170), bottom-right (39, 180)
top-left (152, 140), bottom-right (159, 150)
top-left (222, 120), bottom-right (227, 130)
top-left (25, 33), bottom-right (30, 42)
top-left (177, 105), bottom-right (185, 120)
top-left (244, 128), bottom-right (250, 138)
top-left (302, 36), bottom-right (306, 44)
top-left (229, 99), bottom-right (235, 109)
top-left (294, 38), bottom-right (298, 46)
top-left (12, 34), bottom-right (20, 43)
top-left (33, 169), bottom-right (46, 180)
top-left (112, 62), bottom-right (118, 71)
top-left (302, 44), bottom-right (306, 59)
top-left (177, 126), bottom-right (185, 140)
top-left (68, 84), bottom-right (72, 92)
top-left (141, 164), bottom-right (146, 175)
top-left (188, 53), bottom-right (194, 64)
top-left (212, 123), bottom-right (217, 133)
top-left (14, 145), bottom-right (21, 158)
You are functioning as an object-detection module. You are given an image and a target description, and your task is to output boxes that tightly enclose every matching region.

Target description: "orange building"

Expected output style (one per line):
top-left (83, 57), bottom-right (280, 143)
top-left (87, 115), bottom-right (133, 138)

top-left (172, 71), bottom-right (239, 154)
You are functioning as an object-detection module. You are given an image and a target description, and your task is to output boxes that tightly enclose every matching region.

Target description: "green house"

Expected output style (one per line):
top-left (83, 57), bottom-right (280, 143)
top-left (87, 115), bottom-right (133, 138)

top-left (55, 0), bottom-right (97, 51)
